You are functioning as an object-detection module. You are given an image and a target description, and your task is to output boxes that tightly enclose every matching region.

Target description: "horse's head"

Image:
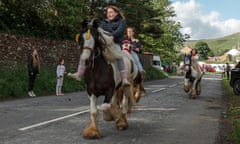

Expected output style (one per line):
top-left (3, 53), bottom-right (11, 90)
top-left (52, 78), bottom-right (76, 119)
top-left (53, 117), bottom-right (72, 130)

top-left (76, 19), bottom-right (106, 64)
top-left (183, 54), bottom-right (191, 72)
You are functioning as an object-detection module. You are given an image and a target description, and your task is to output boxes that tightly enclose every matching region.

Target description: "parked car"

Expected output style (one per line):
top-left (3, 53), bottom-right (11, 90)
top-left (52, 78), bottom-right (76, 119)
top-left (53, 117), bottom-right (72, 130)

top-left (230, 68), bottom-right (240, 96)
top-left (207, 67), bottom-right (216, 72)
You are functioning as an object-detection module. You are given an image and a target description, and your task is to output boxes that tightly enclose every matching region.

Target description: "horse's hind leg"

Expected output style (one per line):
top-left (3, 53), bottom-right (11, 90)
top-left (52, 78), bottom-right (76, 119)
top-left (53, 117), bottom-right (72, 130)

top-left (133, 84), bottom-right (141, 103)
top-left (82, 95), bottom-right (101, 139)
top-left (115, 86), bottom-right (134, 130)
top-left (116, 94), bottom-right (128, 130)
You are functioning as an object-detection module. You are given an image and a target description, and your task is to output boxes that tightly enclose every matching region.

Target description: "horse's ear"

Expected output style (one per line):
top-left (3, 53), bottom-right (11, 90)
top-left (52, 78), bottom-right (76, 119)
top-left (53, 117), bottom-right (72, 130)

top-left (82, 19), bottom-right (88, 28)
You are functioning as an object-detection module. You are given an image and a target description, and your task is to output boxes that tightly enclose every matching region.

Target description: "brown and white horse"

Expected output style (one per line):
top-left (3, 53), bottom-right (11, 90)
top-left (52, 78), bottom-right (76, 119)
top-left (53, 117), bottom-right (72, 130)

top-left (69, 20), bottom-right (143, 139)
top-left (183, 54), bottom-right (203, 99)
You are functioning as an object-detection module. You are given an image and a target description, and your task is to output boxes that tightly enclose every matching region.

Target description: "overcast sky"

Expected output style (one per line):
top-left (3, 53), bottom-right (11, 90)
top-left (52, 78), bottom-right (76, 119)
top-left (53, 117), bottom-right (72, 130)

top-left (170, 0), bottom-right (240, 40)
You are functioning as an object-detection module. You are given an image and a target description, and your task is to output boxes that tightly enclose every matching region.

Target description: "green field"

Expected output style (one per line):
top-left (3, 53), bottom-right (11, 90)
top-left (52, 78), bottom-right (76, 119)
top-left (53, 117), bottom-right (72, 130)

top-left (184, 32), bottom-right (240, 56)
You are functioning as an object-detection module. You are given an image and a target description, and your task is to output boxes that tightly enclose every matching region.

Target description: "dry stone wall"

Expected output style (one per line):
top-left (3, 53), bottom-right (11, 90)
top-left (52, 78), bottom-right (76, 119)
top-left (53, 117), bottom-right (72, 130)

top-left (0, 33), bottom-right (80, 70)
top-left (0, 33), bottom-right (153, 70)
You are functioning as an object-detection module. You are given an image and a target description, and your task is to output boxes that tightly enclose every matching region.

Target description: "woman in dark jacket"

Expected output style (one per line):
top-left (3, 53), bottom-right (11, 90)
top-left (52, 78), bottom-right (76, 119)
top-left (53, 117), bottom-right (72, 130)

top-left (98, 5), bottom-right (129, 86)
top-left (27, 49), bottom-right (40, 97)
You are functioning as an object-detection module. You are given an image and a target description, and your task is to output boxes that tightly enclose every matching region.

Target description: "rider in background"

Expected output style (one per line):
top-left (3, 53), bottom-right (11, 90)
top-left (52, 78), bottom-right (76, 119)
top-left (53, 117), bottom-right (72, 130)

top-left (125, 27), bottom-right (146, 79)
top-left (99, 5), bottom-right (130, 86)
top-left (190, 48), bottom-right (202, 73)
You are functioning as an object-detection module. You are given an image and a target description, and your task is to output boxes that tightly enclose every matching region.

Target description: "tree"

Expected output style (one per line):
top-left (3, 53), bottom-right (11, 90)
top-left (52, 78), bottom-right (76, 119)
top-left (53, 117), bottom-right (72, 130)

top-left (195, 41), bottom-right (211, 60)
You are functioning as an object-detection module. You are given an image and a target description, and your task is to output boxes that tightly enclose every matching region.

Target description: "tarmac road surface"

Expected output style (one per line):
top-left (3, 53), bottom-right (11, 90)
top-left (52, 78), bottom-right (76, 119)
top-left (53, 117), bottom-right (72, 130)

top-left (0, 74), bottom-right (227, 144)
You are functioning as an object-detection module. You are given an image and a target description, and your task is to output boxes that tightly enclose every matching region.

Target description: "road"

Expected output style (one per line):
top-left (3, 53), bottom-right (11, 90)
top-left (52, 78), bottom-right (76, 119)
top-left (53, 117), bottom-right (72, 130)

top-left (0, 74), bottom-right (227, 144)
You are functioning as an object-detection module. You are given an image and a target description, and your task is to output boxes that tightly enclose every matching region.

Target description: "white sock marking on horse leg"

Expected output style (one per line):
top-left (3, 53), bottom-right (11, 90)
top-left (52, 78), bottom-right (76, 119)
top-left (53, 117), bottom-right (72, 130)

top-left (122, 95), bottom-right (128, 114)
top-left (90, 94), bottom-right (97, 121)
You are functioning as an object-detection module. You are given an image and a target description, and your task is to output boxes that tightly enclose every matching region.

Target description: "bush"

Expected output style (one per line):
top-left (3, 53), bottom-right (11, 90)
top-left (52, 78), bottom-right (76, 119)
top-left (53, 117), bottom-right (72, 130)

top-left (145, 67), bottom-right (168, 80)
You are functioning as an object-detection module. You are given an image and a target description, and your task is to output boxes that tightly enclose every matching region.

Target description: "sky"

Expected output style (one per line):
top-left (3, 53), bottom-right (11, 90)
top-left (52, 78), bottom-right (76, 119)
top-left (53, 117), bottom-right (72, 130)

top-left (170, 0), bottom-right (240, 40)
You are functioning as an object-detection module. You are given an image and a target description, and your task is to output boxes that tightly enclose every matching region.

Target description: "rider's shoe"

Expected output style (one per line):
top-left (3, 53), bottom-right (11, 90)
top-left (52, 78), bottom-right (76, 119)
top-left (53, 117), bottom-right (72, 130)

top-left (122, 78), bottom-right (130, 87)
top-left (68, 72), bottom-right (81, 81)
top-left (140, 70), bottom-right (146, 80)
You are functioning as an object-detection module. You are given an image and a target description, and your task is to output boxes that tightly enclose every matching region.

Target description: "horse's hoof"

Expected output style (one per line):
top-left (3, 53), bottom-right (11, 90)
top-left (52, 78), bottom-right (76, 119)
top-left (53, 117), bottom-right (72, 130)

top-left (82, 125), bottom-right (101, 139)
top-left (103, 111), bottom-right (114, 121)
top-left (116, 114), bottom-right (128, 130)
top-left (184, 86), bottom-right (190, 92)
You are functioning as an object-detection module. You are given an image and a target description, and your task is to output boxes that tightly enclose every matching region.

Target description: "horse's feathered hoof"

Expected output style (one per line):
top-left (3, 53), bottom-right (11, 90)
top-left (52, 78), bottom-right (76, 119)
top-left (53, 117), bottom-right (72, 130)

top-left (103, 111), bottom-right (115, 121)
top-left (82, 123), bottom-right (101, 139)
top-left (67, 72), bottom-right (81, 81)
top-left (184, 85), bottom-right (190, 92)
top-left (116, 114), bottom-right (128, 130)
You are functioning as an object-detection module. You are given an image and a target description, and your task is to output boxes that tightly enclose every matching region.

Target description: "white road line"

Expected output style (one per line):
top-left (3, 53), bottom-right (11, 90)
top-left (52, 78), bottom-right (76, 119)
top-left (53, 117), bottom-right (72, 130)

top-left (151, 88), bottom-right (166, 93)
top-left (136, 107), bottom-right (177, 111)
top-left (169, 84), bottom-right (177, 88)
top-left (18, 109), bottom-right (90, 131)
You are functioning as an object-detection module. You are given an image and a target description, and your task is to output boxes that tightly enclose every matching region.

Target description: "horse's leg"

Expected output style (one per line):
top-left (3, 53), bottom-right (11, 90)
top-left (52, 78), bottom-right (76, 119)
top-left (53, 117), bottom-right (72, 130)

top-left (184, 78), bottom-right (190, 92)
top-left (196, 80), bottom-right (201, 95)
top-left (116, 92), bottom-right (128, 130)
top-left (190, 79), bottom-right (198, 99)
top-left (115, 85), bottom-right (135, 130)
top-left (133, 84), bottom-right (141, 103)
top-left (82, 94), bottom-right (101, 139)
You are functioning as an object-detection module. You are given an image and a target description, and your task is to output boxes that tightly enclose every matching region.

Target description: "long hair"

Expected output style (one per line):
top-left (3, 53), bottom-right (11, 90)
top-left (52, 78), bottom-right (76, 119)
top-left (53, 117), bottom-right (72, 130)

top-left (32, 49), bottom-right (40, 68)
top-left (106, 5), bottom-right (125, 20)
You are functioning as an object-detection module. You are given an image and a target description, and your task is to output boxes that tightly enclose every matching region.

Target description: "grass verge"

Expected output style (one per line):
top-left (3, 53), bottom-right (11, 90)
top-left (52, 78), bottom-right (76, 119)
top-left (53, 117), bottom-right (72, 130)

top-left (222, 78), bottom-right (240, 144)
top-left (0, 64), bottom-right (167, 101)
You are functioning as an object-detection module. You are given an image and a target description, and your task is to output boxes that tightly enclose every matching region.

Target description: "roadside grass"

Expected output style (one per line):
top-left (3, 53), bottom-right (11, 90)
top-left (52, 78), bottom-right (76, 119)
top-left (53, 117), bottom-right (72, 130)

top-left (222, 78), bottom-right (240, 144)
top-left (0, 64), bottom-right (167, 101)
top-left (0, 64), bottom-right (85, 101)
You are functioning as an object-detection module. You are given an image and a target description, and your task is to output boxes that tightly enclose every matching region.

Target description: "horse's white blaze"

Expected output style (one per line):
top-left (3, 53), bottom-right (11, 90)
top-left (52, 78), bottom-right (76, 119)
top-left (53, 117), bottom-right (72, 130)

top-left (80, 49), bottom-right (91, 61)
top-left (191, 66), bottom-right (198, 77)
top-left (184, 78), bottom-right (189, 85)
top-left (83, 33), bottom-right (95, 49)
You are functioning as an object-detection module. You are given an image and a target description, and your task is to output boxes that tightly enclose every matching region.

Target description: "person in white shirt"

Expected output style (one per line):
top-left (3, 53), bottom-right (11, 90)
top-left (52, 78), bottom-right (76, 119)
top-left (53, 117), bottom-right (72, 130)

top-left (56, 58), bottom-right (66, 96)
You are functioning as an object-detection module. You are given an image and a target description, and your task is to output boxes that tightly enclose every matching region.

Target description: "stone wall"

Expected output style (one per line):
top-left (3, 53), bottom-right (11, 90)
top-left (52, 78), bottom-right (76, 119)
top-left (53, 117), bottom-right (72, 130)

top-left (0, 33), bottom-right (153, 70)
top-left (0, 33), bottom-right (80, 70)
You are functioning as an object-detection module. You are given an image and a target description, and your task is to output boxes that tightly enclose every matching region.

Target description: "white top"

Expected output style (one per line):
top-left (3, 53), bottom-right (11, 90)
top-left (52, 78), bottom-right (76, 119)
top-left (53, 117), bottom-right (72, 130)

top-left (56, 65), bottom-right (65, 77)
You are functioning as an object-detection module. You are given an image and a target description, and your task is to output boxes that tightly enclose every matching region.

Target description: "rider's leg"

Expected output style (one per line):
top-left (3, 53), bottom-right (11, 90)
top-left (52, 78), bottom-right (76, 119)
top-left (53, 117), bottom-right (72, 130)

top-left (115, 44), bottom-right (130, 86)
top-left (131, 51), bottom-right (146, 79)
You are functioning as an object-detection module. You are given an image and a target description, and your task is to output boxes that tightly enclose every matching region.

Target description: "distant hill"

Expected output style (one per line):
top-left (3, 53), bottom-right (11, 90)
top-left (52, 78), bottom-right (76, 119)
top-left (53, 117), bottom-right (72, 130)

top-left (184, 32), bottom-right (240, 56)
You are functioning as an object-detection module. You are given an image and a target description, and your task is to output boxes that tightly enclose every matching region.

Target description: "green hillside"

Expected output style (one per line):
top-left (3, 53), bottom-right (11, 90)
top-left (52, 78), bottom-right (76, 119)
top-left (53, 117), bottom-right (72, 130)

top-left (184, 32), bottom-right (240, 56)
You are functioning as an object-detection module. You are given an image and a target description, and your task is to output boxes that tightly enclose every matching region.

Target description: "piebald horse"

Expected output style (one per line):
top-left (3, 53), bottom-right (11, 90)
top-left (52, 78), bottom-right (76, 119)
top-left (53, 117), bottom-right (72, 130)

top-left (70, 20), bottom-right (143, 139)
top-left (183, 54), bottom-right (203, 99)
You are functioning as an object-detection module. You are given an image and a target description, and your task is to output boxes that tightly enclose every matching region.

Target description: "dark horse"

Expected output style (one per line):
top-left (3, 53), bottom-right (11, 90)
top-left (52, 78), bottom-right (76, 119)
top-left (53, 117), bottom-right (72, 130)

top-left (183, 54), bottom-right (203, 99)
top-left (69, 20), bottom-right (144, 139)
